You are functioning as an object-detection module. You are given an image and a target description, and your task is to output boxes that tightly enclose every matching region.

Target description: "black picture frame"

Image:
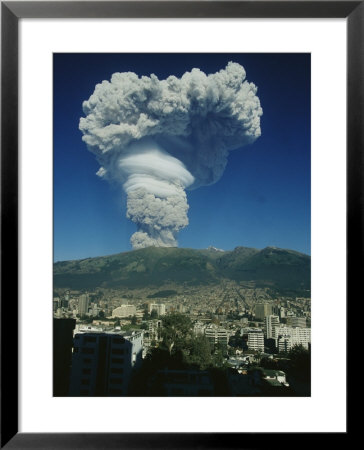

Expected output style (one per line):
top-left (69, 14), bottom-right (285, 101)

top-left (1, 1), bottom-right (358, 448)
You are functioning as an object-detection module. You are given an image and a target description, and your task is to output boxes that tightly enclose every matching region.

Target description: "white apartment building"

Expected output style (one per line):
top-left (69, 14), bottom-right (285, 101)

top-left (265, 315), bottom-right (280, 339)
top-left (147, 319), bottom-right (162, 342)
top-left (149, 303), bottom-right (166, 316)
top-left (69, 328), bottom-right (143, 396)
top-left (205, 324), bottom-right (229, 347)
top-left (277, 335), bottom-right (293, 353)
top-left (274, 325), bottom-right (311, 352)
top-left (247, 329), bottom-right (264, 352)
top-left (112, 305), bottom-right (137, 318)
top-left (193, 322), bottom-right (206, 336)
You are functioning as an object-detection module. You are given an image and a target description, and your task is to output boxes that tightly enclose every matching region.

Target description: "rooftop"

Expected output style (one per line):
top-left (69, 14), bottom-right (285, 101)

top-left (76, 326), bottom-right (143, 338)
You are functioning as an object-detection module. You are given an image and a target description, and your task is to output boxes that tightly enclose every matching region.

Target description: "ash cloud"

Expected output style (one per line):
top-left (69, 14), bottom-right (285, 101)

top-left (79, 62), bottom-right (262, 249)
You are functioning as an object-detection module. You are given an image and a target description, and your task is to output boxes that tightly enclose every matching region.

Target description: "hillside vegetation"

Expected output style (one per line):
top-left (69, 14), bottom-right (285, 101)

top-left (54, 246), bottom-right (310, 295)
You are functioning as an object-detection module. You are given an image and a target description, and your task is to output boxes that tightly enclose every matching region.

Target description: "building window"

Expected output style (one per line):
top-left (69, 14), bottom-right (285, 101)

top-left (80, 389), bottom-right (89, 396)
top-left (82, 368), bottom-right (91, 375)
top-left (83, 358), bottom-right (92, 364)
top-left (111, 358), bottom-right (124, 365)
top-left (81, 378), bottom-right (90, 385)
top-left (111, 348), bottom-right (124, 355)
top-left (81, 347), bottom-right (95, 354)
top-left (109, 388), bottom-right (123, 395)
top-left (84, 336), bottom-right (97, 344)
top-left (110, 378), bottom-right (123, 385)
top-left (111, 368), bottom-right (124, 374)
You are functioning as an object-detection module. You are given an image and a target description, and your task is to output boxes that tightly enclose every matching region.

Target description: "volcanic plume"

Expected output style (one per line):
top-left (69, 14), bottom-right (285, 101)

top-left (79, 62), bottom-right (262, 249)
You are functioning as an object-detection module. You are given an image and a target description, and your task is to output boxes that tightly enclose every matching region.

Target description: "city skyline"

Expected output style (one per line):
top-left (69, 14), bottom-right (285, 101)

top-left (54, 53), bottom-right (310, 262)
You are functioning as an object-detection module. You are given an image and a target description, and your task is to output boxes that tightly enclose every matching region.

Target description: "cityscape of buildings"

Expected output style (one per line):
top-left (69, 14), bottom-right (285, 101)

top-left (54, 283), bottom-right (311, 397)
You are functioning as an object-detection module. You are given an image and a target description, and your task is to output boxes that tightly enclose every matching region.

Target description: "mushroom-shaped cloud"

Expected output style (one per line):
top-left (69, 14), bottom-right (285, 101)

top-left (79, 62), bottom-right (263, 249)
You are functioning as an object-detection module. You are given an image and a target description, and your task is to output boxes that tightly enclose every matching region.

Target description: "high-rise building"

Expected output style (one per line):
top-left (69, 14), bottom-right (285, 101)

top-left (193, 322), bottom-right (206, 336)
top-left (274, 326), bottom-right (311, 352)
top-left (205, 324), bottom-right (229, 348)
top-left (149, 303), bottom-right (166, 316)
top-left (78, 294), bottom-right (89, 316)
top-left (247, 329), bottom-right (264, 352)
top-left (176, 304), bottom-right (186, 313)
top-left (53, 318), bottom-right (76, 396)
top-left (265, 315), bottom-right (280, 339)
top-left (255, 303), bottom-right (273, 320)
top-left (277, 335), bottom-right (292, 353)
top-left (279, 306), bottom-right (286, 319)
top-left (69, 329), bottom-right (143, 396)
top-left (146, 319), bottom-right (162, 341)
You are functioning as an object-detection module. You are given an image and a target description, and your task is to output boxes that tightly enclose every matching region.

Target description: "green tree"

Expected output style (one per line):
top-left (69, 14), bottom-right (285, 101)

top-left (186, 336), bottom-right (213, 370)
top-left (213, 348), bottom-right (225, 368)
top-left (131, 315), bottom-right (137, 325)
top-left (288, 344), bottom-right (311, 382)
top-left (150, 309), bottom-right (158, 319)
top-left (161, 313), bottom-right (192, 354)
top-left (260, 357), bottom-right (279, 370)
top-left (211, 317), bottom-right (220, 326)
top-left (82, 316), bottom-right (93, 323)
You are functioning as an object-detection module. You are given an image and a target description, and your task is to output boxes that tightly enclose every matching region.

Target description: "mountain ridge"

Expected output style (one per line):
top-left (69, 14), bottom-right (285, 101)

top-left (54, 246), bottom-right (310, 296)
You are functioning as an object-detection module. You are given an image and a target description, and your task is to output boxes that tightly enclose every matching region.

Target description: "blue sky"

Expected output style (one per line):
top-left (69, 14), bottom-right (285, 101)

top-left (54, 53), bottom-right (310, 262)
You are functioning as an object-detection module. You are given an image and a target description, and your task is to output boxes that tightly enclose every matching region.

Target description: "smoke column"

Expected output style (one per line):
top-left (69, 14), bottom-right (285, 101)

top-left (79, 62), bottom-right (263, 249)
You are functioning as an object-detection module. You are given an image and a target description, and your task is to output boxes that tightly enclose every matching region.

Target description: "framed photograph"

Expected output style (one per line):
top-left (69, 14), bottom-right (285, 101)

top-left (2, 1), bottom-right (358, 447)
